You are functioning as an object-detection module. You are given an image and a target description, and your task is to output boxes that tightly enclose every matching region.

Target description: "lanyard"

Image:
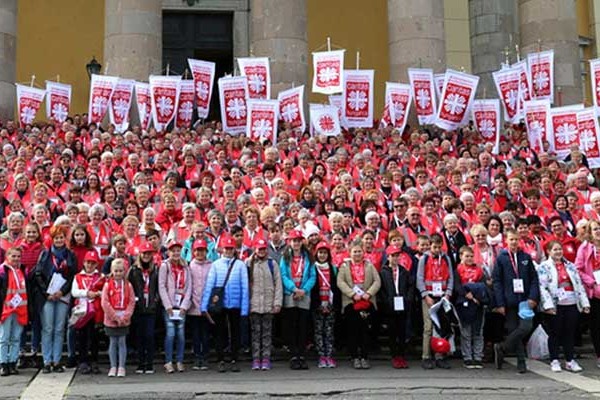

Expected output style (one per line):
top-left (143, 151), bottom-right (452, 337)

top-left (393, 267), bottom-right (400, 296)
top-left (509, 251), bottom-right (519, 278)
top-left (6, 265), bottom-right (21, 291)
top-left (316, 266), bottom-right (331, 289)
top-left (115, 280), bottom-right (124, 309)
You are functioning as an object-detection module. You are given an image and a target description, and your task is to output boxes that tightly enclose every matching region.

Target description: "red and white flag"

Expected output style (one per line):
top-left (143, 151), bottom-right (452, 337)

top-left (523, 100), bottom-right (550, 153)
top-left (512, 60), bottom-right (532, 113)
top-left (246, 99), bottom-right (279, 142)
top-left (218, 76), bottom-right (248, 135)
top-left (577, 108), bottom-right (600, 168)
top-left (45, 81), bottom-right (71, 125)
top-left (492, 67), bottom-right (521, 123)
top-left (237, 57), bottom-right (270, 100)
top-left (434, 73), bottom-right (445, 100)
top-left (548, 104), bottom-right (584, 157)
top-left (528, 50), bottom-right (554, 102)
top-left (472, 99), bottom-right (500, 147)
top-left (407, 68), bottom-right (437, 125)
top-left (16, 84), bottom-right (45, 127)
top-left (312, 50), bottom-right (345, 94)
top-left (188, 58), bottom-right (215, 119)
top-left (88, 74), bottom-right (119, 125)
top-left (328, 94), bottom-right (346, 128)
top-left (435, 69), bottom-right (479, 131)
top-left (342, 69), bottom-right (374, 128)
top-left (149, 75), bottom-right (182, 132)
top-left (134, 82), bottom-right (152, 131)
top-left (278, 85), bottom-right (305, 132)
top-left (108, 79), bottom-right (135, 133)
top-left (589, 58), bottom-right (600, 113)
top-left (310, 104), bottom-right (341, 136)
top-left (381, 82), bottom-right (411, 132)
top-left (175, 80), bottom-right (195, 130)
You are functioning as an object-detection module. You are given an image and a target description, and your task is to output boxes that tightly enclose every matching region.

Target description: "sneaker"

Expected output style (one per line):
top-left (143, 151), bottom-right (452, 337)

top-left (117, 367), bottom-right (126, 377)
top-left (435, 359), bottom-right (451, 369)
top-left (218, 361), bottom-right (226, 373)
top-left (91, 364), bottom-right (101, 375)
top-left (164, 362), bottom-right (175, 374)
top-left (52, 364), bottom-right (65, 373)
top-left (421, 358), bottom-right (435, 370)
top-left (494, 343), bottom-right (504, 370)
top-left (8, 363), bottom-right (18, 375)
top-left (135, 364), bottom-right (145, 374)
top-left (298, 357), bottom-right (309, 370)
top-left (326, 357), bottom-right (337, 368)
top-left (472, 360), bottom-right (483, 369)
top-left (464, 360), bottom-right (475, 369)
top-left (107, 367), bottom-right (117, 377)
top-left (79, 363), bottom-right (92, 375)
top-left (42, 364), bottom-right (52, 374)
top-left (144, 364), bottom-right (155, 374)
top-left (261, 359), bottom-right (272, 370)
top-left (360, 358), bottom-right (370, 369)
top-left (353, 358), bottom-right (362, 369)
top-left (176, 362), bottom-right (185, 373)
top-left (65, 357), bottom-right (77, 369)
top-left (252, 359), bottom-right (261, 370)
top-left (318, 356), bottom-right (328, 368)
top-left (290, 357), bottom-right (300, 370)
top-left (550, 359), bottom-right (562, 373)
top-left (517, 359), bottom-right (527, 374)
top-left (192, 360), bottom-right (202, 371)
top-left (565, 360), bottom-right (583, 373)
top-left (199, 360), bottom-right (209, 371)
top-left (230, 360), bottom-right (240, 372)
top-left (0, 364), bottom-right (9, 377)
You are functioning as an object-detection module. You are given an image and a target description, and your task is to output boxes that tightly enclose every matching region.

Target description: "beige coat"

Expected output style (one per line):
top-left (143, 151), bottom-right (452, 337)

top-left (248, 256), bottom-right (283, 314)
top-left (337, 259), bottom-right (381, 313)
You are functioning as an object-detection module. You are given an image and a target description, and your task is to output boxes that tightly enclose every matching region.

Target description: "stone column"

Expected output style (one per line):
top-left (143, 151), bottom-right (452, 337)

top-left (519, 0), bottom-right (581, 105)
top-left (250, 0), bottom-right (308, 97)
top-left (387, 0), bottom-right (446, 82)
top-left (469, 0), bottom-right (519, 97)
top-left (104, 0), bottom-right (162, 80)
top-left (0, 0), bottom-right (17, 121)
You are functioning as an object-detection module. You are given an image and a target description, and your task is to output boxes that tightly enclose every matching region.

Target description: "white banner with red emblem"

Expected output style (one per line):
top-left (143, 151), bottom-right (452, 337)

top-left (328, 94), bottom-right (346, 128)
top-left (149, 75), bottom-right (182, 132)
top-left (342, 69), bottom-right (374, 128)
top-left (88, 74), bottom-right (119, 125)
top-left (434, 73), bottom-right (445, 100)
top-left (134, 82), bottom-right (152, 130)
top-left (218, 76), bottom-right (248, 135)
top-left (45, 81), bottom-right (71, 125)
top-left (16, 84), bottom-right (45, 127)
top-left (548, 104), bottom-right (584, 157)
top-left (278, 85), bottom-right (305, 132)
top-left (187, 58), bottom-right (215, 119)
top-left (175, 80), bottom-right (195, 130)
top-left (512, 60), bottom-right (532, 114)
top-left (312, 50), bottom-right (345, 94)
top-left (528, 50), bottom-right (554, 102)
top-left (381, 82), bottom-right (411, 131)
top-left (472, 99), bottom-right (500, 147)
top-left (577, 107), bottom-right (600, 168)
top-left (434, 69), bottom-right (479, 131)
top-left (523, 99), bottom-right (550, 153)
top-left (408, 68), bottom-right (437, 125)
top-left (108, 79), bottom-right (135, 133)
top-left (310, 104), bottom-right (341, 136)
top-left (589, 58), bottom-right (600, 114)
top-left (492, 67), bottom-right (521, 123)
top-left (237, 57), bottom-right (270, 100)
top-left (246, 99), bottom-right (279, 142)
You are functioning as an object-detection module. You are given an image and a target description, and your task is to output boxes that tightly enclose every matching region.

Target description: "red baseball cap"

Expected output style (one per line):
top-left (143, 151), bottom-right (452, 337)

top-left (139, 242), bottom-right (155, 253)
top-left (219, 235), bottom-right (236, 249)
top-left (193, 239), bottom-right (208, 250)
top-left (386, 245), bottom-right (402, 256)
top-left (287, 229), bottom-right (304, 241)
top-left (315, 242), bottom-right (330, 252)
top-left (83, 251), bottom-right (100, 263)
top-left (167, 240), bottom-right (182, 250)
top-left (254, 239), bottom-right (268, 249)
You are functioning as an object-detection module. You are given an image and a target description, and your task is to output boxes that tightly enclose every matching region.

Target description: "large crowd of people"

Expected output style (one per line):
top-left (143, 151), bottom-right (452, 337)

top-left (0, 114), bottom-right (599, 378)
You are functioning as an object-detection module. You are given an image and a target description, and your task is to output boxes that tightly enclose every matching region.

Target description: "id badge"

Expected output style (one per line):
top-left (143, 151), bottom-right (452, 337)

top-left (594, 270), bottom-right (600, 285)
top-left (393, 296), bottom-right (404, 311)
top-left (174, 293), bottom-right (183, 307)
top-left (353, 285), bottom-right (365, 296)
top-left (513, 278), bottom-right (524, 294)
top-left (432, 282), bottom-right (444, 297)
top-left (9, 293), bottom-right (22, 308)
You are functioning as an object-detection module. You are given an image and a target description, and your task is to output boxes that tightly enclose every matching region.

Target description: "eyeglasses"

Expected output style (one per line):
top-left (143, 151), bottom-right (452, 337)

top-left (408, 213), bottom-right (420, 217)
top-left (394, 205), bottom-right (406, 209)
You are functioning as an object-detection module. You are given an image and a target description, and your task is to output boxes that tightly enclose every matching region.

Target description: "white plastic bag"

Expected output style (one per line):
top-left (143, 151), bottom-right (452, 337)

top-left (527, 324), bottom-right (549, 360)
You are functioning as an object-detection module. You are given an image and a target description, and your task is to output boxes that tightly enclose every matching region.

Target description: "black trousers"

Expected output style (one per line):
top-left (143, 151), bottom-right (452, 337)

top-left (214, 308), bottom-right (241, 362)
top-left (76, 320), bottom-right (98, 364)
top-left (133, 313), bottom-right (156, 366)
top-left (386, 312), bottom-right (407, 357)
top-left (283, 307), bottom-right (310, 358)
top-left (502, 307), bottom-right (533, 362)
top-left (345, 304), bottom-right (372, 359)
top-left (545, 304), bottom-right (579, 361)
top-left (590, 298), bottom-right (600, 357)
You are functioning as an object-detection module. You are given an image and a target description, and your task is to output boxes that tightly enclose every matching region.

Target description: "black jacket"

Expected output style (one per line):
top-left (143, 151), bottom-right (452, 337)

top-left (33, 248), bottom-right (77, 314)
top-left (310, 263), bottom-right (341, 313)
top-left (128, 264), bottom-right (160, 315)
top-left (493, 249), bottom-right (540, 309)
top-left (378, 264), bottom-right (413, 315)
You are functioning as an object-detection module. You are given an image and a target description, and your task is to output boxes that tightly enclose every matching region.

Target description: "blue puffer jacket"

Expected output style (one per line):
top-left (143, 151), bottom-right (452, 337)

top-left (201, 257), bottom-right (249, 316)
top-left (280, 251), bottom-right (316, 295)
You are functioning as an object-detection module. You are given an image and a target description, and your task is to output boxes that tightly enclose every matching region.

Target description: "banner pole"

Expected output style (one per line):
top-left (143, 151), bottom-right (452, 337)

top-left (166, 64), bottom-right (170, 76)
top-left (327, 37), bottom-right (331, 52)
top-left (30, 75), bottom-right (35, 88)
top-left (57, 75), bottom-right (60, 83)
top-left (516, 44), bottom-right (520, 63)
top-left (356, 51), bottom-right (360, 70)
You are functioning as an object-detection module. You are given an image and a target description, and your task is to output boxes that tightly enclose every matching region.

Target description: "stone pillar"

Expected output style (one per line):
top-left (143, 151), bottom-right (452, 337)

top-left (519, 0), bottom-right (582, 105)
top-left (104, 0), bottom-right (162, 80)
top-left (387, 0), bottom-right (446, 82)
top-left (250, 0), bottom-right (308, 97)
top-left (469, 0), bottom-right (519, 97)
top-left (0, 0), bottom-right (17, 121)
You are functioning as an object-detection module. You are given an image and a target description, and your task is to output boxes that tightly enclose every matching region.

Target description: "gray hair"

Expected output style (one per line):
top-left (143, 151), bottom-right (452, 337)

top-left (88, 203), bottom-right (106, 218)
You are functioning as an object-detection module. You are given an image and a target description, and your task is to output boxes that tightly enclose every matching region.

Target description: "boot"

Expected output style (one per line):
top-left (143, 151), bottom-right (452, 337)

top-left (8, 363), bottom-right (18, 375)
top-left (0, 364), bottom-right (9, 377)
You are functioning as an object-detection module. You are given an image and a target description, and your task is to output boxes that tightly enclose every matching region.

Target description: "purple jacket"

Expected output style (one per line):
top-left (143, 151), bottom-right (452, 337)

top-left (158, 259), bottom-right (193, 312)
top-left (575, 241), bottom-right (600, 299)
top-left (188, 259), bottom-right (211, 316)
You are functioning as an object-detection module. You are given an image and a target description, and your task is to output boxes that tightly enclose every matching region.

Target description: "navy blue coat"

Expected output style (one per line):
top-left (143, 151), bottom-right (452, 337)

top-left (492, 249), bottom-right (540, 309)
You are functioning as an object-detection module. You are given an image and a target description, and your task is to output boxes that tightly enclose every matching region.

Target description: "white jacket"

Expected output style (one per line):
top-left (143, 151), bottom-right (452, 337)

top-left (536, 258), bottom-right (590, 312)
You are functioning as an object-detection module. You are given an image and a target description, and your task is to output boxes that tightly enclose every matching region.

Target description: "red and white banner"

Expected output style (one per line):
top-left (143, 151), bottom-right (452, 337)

top-left (381, 82), bottom-right (411, 132)
top-left (492, 67), bottom-right (521, 123)
top-left (237, 57), bottom-right (270, 100)
top-left (328, 94), bottom-right (346, 128)
top-left (149, 75), bottom-right (181, 132)
top-left (512, 60), bottom-right (532, 113)
top-left (45, 81), bottom-right (71, 125)
top-left (434, 73), bottom-right (445, 100)
top-left (188, 58), bottom-right (215, 120)
top-left (577, 108), bottom-right (600, 167)
top-left (548, 104), bottom-right (584, 157)
top-left (310, 104), bottom-right (341, 136)
top-left (472, 99), bottom-right (500, 147)
top-left (523, 100), bottom-right (550, 153)
top-left (312, 50), bottom-right (345, 94)
top-left (88, 74), bottom-right (119, 125)
top-left (528, 50), bottom-right (554, 102)
top-left (342, 69), bottom-right (374, 128)
top-left (108, 79), bottom-right (135, 133)
top-left (408, 68), bottom-right (437, 125)
top-left (175, 80), bottom-right (195, 130)
top-left (590, 58), bottom-right (600, 114)
top-left (16, 84), bottom-right (45, 127)
top-left (246, 99), bottom-right (279, 142)
top-left (134, 82), bottom-right (152, 131)
top-left (218, 76), bottom-right (248, 135)
top-left (278, 85), bottom-right (305, 132)
top-left (435, 69), bottom-right (479, 131)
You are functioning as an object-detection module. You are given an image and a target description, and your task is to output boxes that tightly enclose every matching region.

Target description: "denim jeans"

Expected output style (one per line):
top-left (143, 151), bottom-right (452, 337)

top-left (41, 300), bottom-right (69, 365)
top-left (20, 314), bottom-right (41, 353)
top-left (67, 326), bottom-right (76, 359)
top-left (108, 335), bottom-right (127, 368)
top-left (188, 315), bottom-right (210, 362)
top-left (134, 314), bottom-right (156, 366)
top-left (163, 311), bottom-right (185, 363)
top-left (0, 314), bottom-right (24, 364)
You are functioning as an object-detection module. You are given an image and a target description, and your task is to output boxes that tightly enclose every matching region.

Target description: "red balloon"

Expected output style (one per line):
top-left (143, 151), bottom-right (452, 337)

top-left (430, 337), bottom-right (451, 354)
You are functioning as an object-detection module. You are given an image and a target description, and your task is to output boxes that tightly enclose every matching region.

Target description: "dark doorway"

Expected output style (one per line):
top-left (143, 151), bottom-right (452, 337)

top-left (163, 11), bottom-right (234, 121)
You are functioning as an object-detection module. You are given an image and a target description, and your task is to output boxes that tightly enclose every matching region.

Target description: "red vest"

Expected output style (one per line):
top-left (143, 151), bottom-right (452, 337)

top-left (1, 265), bottom-right (28, 325)
top-left (423, 255), bottom-right (450, 292)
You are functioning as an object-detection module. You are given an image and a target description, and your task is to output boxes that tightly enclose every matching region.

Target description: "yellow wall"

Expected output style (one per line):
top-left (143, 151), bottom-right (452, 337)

top-left (16, 0), bottom-right (105, 116)
top-left (444, 0), bottom-right (472, 72)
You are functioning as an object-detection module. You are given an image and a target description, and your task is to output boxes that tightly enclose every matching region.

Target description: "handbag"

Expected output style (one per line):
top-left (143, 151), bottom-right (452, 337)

top-left (207, 257), bottom-right (236, 315)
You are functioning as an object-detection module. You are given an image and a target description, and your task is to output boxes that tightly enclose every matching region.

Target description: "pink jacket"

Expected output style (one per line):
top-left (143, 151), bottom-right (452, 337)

top-left (101, 280), bottom-right (135, 328)
top-left (187, 259), bottom-right (212, 317)
top-left (575, 241), bottom-right (600, 299)
top-left (158, 259), bottom-right (193, 312)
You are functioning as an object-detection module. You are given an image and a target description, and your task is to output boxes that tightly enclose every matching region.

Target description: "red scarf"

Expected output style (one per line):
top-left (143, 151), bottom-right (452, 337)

top-left (171, 263), bottom-right (185, 291)
top-left (555, 261), bottom-right (573, 291)
top-left (350, 262), bottom-right (365, 284)
top-left (291, 256), bottom-right (303, 287)
top-left (107, 278), bottom-right (130, 311)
